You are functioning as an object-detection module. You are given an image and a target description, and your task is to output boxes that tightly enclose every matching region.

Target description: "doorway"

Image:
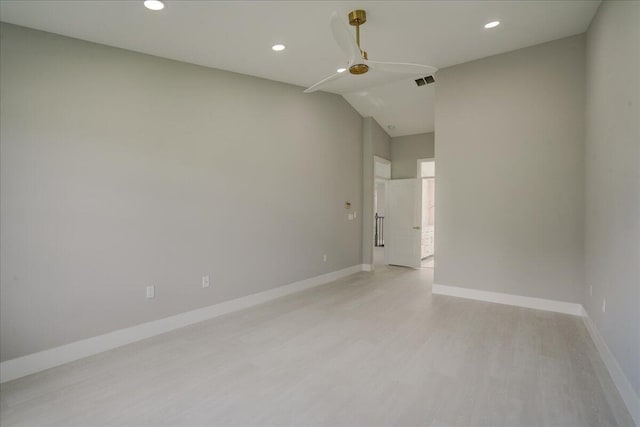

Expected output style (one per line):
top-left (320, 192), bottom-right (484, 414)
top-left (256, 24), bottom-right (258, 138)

top-left (418, 159), bottom-right (435, 269)
top-left (373, 156), bottom-right (390, 268)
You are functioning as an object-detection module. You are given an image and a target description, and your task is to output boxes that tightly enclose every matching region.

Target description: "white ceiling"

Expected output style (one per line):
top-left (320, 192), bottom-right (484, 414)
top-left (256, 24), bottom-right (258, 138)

top-left (0, 0), bottom-right (600, 137)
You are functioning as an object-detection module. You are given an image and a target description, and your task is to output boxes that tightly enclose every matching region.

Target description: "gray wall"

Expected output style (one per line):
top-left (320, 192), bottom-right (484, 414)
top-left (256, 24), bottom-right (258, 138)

top-left (390, 132), bottom-right (435, 179)
top-left (0, 23), bottom-right (363, 362)
top-left (584, 1), bottom-right (640, 396)
top-left (361, 117), bottom-right (390, 265)
top-left (372, 119), bottom-right (391, 161)
top-left (434, 35), bottom-right (585, 303)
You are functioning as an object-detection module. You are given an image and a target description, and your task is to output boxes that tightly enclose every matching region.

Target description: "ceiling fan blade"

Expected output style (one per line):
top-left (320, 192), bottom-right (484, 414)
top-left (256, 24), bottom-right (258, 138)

top-left (330, 12), bottom-right (360, 64)
top-left (304, 69), bottom-right (411, 95)
top-left (304, 72), bottom-right (346, 93)
top-left (367, 60), bottom-right (438, 76)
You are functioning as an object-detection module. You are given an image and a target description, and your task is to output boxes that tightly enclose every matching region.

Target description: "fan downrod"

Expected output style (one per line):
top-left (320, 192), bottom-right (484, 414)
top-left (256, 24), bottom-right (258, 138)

top-left (347, 10), bottom-right (369, 74)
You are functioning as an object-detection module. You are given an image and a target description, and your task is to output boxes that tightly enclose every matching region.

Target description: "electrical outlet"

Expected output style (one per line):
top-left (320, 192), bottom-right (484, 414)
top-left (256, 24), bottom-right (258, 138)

top-left (348, 213), bottom-right (354, 220)
top-left (202, 275), bottom-right (210, 288)
top-left (602, 299), bottom-right (606, 313)
top-left (146, 285), bottom-right (155, 299)
top-left (323, 254), bottom-right (327, 263)
top-left (590, 285), bottom-right (593, 296)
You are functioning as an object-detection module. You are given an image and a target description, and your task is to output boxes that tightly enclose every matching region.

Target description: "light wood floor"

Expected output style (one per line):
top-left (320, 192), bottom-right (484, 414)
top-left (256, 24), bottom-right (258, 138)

top-left (0, 266), bottom-right (634, 426)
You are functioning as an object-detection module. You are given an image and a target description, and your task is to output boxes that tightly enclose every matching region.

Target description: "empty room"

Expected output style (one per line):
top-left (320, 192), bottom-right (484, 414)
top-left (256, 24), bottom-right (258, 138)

top-left (0, 1), bottom-right (638, 426)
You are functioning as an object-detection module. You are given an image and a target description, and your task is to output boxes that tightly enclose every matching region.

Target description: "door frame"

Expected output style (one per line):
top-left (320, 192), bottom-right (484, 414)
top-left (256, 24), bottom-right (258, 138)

top-left (416, 157), bottom-right (435, 178)
top-left (371, 156), bottom-right (391, 270)
top-left (374, 156), bottom-right (391, 178)
top-left (416, 158), bottom-right (436, 266)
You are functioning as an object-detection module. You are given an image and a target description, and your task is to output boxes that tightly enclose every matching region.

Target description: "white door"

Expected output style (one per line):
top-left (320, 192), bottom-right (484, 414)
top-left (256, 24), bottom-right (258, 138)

top-left (385, 179), bottom-right (422, 268)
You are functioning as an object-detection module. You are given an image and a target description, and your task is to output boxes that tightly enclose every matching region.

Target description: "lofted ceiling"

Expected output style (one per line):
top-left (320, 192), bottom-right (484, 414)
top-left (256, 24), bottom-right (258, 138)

top-left (0, 0), bottom-right (600, 137)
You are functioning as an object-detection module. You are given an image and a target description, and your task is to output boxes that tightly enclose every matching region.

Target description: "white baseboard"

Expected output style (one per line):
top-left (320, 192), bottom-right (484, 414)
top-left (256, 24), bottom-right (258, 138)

top-left (582, 311), bottom-right (640, 426)
top-left (0, 264), bottom-right (365, 384)
top-left (432, 283), bottom-right (584, 316)
top-left (362, 264), bottom-right (373, 272)
top-left (432, 283), bottom-right (639, 425)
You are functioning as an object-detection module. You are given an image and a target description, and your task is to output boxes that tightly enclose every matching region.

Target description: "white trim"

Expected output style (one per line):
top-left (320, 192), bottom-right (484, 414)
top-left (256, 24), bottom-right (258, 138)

top-left (0, 264), bottom-right (365, 384)
top-left (432, 283), bottom-right (583, 316)
top-left (582, 311), bottom-right (640, 426)
top-left (416, 157), bottom-right (435, 178)
top-left (373, 155), bottom-right (391, 165)
top-left (432, 283), bottom-right (639, 425)
top-left (373, 155), bottom-right (391, 179)
top-left (362, 264), bottom-right (374, 272)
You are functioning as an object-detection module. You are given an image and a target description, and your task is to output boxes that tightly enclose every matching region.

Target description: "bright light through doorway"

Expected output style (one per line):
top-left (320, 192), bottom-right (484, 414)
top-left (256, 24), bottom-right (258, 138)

top-left (419, 159), bottom-right (435, 269)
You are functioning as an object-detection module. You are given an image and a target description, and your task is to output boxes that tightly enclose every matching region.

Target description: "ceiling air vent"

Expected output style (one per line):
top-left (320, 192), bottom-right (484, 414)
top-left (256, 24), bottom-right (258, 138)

top-left (415, 75), bottom-right (435, 87)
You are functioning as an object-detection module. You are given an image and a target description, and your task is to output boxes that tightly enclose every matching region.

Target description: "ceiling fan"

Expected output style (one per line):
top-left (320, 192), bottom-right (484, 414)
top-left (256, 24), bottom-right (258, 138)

top-left (304, 10), bottom-right (438, 94)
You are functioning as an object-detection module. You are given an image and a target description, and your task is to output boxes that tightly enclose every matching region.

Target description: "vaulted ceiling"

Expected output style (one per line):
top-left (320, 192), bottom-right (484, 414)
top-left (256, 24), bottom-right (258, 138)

top-left (0, 0), bottom-right (600, 136)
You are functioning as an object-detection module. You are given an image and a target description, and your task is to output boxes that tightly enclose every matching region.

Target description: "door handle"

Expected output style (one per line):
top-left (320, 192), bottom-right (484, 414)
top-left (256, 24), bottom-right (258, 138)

top-left (413, 226), bottom-right (421, 230)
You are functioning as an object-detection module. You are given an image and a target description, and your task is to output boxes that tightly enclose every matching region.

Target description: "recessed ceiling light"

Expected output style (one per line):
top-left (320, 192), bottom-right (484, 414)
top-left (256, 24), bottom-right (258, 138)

top-left (143, 0), bottom-right (165, 11)
top-left (271, 44), bottom-right (286, 52)
top-left (484, 21), bottom-right (500, 29)
top-left (337, 68), bottom-right (347, 73)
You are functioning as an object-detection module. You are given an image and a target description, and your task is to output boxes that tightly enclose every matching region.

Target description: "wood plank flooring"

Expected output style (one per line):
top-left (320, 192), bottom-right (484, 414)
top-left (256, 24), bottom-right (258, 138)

top-left (0, 266), bottom-right (634, 426)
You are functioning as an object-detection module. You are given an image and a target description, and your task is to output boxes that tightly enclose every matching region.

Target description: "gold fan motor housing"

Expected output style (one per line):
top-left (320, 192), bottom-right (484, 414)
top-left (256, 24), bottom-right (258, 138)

top-left (349, 64), bottom-right (369, 75)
